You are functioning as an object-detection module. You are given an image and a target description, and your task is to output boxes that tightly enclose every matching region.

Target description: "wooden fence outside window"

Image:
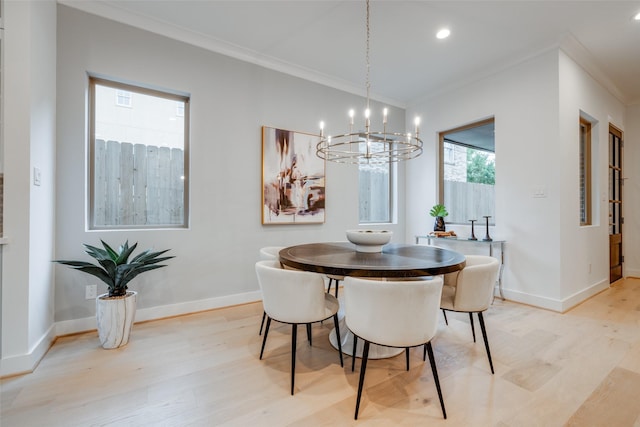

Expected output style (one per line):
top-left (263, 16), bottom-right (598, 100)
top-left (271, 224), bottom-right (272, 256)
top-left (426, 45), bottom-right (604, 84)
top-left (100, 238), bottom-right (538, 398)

top-left (444, 180), bottom-right (495, 225)
top-left (93, 139), bottom-right (185, 227)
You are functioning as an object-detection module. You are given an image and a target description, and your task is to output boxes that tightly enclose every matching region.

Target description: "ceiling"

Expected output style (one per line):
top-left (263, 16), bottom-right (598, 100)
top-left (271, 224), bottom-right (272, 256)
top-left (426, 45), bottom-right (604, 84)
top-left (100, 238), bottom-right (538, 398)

top-left (61, 1), bottom-right (640, 107)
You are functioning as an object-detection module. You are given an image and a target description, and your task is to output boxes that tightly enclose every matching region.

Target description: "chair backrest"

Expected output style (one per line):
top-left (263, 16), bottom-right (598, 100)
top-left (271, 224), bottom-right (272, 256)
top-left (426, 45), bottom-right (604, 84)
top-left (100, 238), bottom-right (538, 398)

top-left (259, 246), bottom-right (284, 261)
top-left (255, 260), bottom-right (328, 323)
top-left (451, 255), bottom-right (500, 312)
top-left (344, 276), bottom-right (444, 348)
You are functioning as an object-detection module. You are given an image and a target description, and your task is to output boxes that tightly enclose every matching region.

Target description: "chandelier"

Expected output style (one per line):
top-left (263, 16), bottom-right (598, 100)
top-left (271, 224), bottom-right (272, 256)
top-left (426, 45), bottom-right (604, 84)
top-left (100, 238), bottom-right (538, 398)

top-left (316, 0), bottom-right (423, 164)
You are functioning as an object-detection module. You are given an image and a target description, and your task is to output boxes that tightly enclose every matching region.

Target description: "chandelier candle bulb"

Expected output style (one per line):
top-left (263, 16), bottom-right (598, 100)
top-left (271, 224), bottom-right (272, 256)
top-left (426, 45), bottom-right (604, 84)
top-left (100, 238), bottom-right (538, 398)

top-left (383, 108), bottom-right (388, 124)
top-left (349, 109), bottom-right (355, 125)
top-left (319, 121), bottom-right (324, 137)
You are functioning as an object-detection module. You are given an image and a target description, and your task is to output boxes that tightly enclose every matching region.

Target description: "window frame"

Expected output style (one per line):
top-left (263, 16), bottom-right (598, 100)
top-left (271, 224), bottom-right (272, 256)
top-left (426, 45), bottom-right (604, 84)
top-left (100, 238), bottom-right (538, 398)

top-left (579, 117), bottom-right (592, 226)
top-left (439, 117), bottom-right (495, 225)
top-left (88, 76), bottom-right (190, 230)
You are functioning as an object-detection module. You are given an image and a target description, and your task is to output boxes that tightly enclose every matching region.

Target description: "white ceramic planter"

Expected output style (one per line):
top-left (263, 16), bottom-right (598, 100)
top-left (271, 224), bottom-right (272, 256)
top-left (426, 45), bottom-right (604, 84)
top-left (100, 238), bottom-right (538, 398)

top-left (96, 291), bottom-right (137, 349)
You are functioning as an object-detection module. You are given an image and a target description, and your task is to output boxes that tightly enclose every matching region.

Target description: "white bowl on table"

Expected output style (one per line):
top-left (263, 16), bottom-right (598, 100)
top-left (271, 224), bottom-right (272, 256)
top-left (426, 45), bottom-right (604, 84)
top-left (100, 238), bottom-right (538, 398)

top-left (346, 230), bottom-right (393, 253)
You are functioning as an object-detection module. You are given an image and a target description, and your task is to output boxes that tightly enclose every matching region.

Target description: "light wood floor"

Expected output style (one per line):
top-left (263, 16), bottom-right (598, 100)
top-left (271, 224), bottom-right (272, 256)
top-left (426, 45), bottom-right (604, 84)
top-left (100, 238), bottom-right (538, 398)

top-left (2, 278), bottom-right (639, 426)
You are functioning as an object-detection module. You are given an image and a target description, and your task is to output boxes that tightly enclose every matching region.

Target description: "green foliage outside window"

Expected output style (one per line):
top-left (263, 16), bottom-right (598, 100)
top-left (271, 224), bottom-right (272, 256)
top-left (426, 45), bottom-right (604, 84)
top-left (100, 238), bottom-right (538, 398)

top-left (467, 149), bottom-right (495, 185)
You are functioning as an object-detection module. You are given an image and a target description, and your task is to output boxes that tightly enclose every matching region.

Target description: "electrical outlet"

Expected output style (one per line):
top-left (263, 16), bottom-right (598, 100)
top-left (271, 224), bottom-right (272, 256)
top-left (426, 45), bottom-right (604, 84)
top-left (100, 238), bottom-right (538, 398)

top-left (85, 284), bottom-right (98, 300)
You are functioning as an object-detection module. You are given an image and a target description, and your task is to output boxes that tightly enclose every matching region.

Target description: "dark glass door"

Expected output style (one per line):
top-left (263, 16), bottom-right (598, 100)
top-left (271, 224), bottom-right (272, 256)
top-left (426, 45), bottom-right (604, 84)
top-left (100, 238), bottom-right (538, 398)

top-left (609, 125), bottom-right (623, 283)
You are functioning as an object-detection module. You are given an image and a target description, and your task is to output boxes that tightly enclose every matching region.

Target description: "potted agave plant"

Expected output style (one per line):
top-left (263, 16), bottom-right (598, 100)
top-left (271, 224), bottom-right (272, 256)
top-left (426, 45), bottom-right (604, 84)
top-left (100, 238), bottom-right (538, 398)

top-left (54, 240), bottom-right (174, 349)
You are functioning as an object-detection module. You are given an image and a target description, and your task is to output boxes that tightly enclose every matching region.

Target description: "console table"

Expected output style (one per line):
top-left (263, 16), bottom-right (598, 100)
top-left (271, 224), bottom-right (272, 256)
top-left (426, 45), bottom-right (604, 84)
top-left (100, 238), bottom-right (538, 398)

top-left (415, 235), bottom-right (506, 300)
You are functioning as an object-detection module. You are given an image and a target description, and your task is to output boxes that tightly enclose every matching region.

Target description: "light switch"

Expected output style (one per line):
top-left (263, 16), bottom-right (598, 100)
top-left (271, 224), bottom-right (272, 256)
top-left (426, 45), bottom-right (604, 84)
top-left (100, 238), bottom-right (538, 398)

top-left (33, 167), bottom-right (42, 186)
top-left (532, 186), bottom-right (546, 198)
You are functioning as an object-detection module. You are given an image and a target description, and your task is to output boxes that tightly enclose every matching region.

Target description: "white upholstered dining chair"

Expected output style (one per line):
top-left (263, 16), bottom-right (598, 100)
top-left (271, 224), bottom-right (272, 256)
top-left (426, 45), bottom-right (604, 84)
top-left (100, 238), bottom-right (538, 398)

top-left (439, 255), bottom-right (500, 374)
top-left (255, 260), bottom-right (343, 395)
top-left (257, 246), bottom-right (285, 335)
top-left (259, 246), bottom-right (283, 261)
top-left (325, 274), bottom-right (343, 297)
top-left (344, 276), bottom-right (447, 420)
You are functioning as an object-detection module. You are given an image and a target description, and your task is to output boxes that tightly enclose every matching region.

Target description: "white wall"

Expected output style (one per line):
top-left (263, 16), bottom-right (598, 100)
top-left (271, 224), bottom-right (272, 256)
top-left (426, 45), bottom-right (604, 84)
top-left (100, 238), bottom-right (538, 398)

top-left (624, 104), bottom-right (640, 277)
top-left (55, 6), bottom-right (407, 327)
top-left (407, 49), bottom-right (566, 310)
top-left (1, 0), bottom-right (56, 375)
top-left (406, 48), bottom-right (628, 311)
top-left (558, 50), bottom-right (625, 302)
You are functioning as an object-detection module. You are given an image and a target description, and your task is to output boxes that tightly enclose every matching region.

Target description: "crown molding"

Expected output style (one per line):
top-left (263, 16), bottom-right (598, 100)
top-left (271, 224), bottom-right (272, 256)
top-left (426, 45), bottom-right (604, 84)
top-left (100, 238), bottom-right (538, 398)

top-left (58, 1), bottom-right (406, 109)
top-left (408, 43), bottom-right (561, 107)
top-left (409, 33), bottom-right (631, 108)
top-left (559, 33), bottom-right (628, 105)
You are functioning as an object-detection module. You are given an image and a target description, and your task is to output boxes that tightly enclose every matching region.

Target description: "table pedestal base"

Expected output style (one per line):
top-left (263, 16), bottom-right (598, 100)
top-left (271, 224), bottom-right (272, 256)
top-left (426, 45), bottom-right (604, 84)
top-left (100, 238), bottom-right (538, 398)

top-left (329, 318), bottom-right (403, 359)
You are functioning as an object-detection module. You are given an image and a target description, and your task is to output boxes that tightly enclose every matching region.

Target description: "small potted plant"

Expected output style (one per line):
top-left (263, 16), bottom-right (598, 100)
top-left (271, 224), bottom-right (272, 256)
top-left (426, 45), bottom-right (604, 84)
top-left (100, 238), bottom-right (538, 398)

top-left (429, 204), bottom-right (449, 232)
top-left (54, 240), bottom-right (174, 349)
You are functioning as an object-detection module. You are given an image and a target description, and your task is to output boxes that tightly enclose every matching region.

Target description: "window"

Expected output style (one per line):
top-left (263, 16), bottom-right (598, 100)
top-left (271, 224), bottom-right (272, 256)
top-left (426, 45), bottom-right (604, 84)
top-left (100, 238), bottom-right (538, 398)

top-left (439, 118), bottom-right (495, 225)
top-left (89, 76), bottom-right (189, 229)
top-left (443, 145), bottom-right (455, 164)
top-left (359, 142), bottom-right (393, 223)
top-left (115, 90), bottom-right (132, 107)
top-left (579, 117), bottom-right (592, 225)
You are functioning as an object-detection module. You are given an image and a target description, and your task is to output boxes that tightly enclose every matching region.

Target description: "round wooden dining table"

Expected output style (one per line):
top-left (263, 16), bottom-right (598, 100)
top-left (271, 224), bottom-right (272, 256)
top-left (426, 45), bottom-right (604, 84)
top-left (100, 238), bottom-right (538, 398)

top-left (279, 242), bottom-right (466, 358)
top-left (279, 242), bottom-right (466, 278)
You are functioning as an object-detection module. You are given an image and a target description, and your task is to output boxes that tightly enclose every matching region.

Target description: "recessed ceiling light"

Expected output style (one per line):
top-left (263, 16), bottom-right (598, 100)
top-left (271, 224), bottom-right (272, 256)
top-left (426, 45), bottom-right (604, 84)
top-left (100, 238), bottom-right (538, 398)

top-left (436, 28), bottom-right (450, 39)
top-left (634, 12), bottom-right (640, 20)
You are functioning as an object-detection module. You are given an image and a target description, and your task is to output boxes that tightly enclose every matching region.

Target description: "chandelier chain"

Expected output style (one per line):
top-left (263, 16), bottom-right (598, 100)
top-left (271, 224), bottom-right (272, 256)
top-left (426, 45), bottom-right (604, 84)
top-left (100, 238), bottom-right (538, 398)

top-left (365, 0), bottom-right (370, 110)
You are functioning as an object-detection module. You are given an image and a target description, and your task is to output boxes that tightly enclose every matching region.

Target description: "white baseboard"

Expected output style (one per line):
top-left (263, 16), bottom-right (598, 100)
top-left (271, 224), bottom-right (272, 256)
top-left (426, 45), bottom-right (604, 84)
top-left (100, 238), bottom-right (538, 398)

top-left (499, 278), bottom-right (610, 313)
top-left (56, 290), bottom-right (263, 336)
top-left (2, 290), bottom-right (263, 378)
top-left (559, 279), bottom-right (609, 312)
top-left (55, 315), bottom-right (98, 336)
top-left (0, 324), bottom-right (56, 377)
top-left (625, 268), bottom-right (640, 278)
top-left (135, 290), bottom-right (263, 323)
top-left (500, 288), bottom-right (564, 312)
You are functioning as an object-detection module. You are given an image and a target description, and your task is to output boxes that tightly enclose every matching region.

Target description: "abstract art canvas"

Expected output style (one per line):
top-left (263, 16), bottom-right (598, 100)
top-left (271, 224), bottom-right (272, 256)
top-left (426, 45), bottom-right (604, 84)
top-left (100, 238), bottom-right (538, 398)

top-left (262, 126), bottom-right (325, 224)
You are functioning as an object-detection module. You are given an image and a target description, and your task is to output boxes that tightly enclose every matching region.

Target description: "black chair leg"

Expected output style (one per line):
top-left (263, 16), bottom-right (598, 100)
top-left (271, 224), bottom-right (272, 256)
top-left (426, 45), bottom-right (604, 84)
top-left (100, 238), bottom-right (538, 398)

top-left (327, 278), bottom-right (333, 295)
top-left (469, 312), bottom-right (476, 342)
top-left (442, 309), bottom-right (448, 325)
top-left (423, 343), bottom-right (427, 361)
top-left (405, 348), bottom-right (410, 371)
top-left (354, 340), bottom-right (370, 420)
top-left (334, 279), bottom-right (340, 298)
top-left (291, 323), bottom-right (297, 395)
top-left (477, 312), bottom-right (494, 374)
top-left (260, 317), bottom-right (272, 359)
top-left (259, 311), bottom-right (266, 335)
top-left (333, 314), bottom-right (344, 367)
top-left (425, 342), bottom-right (447, 419)
top-left (352, 335), bottom-right (358, 372)
top-left (306, 323), bottom-right (312, 346)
